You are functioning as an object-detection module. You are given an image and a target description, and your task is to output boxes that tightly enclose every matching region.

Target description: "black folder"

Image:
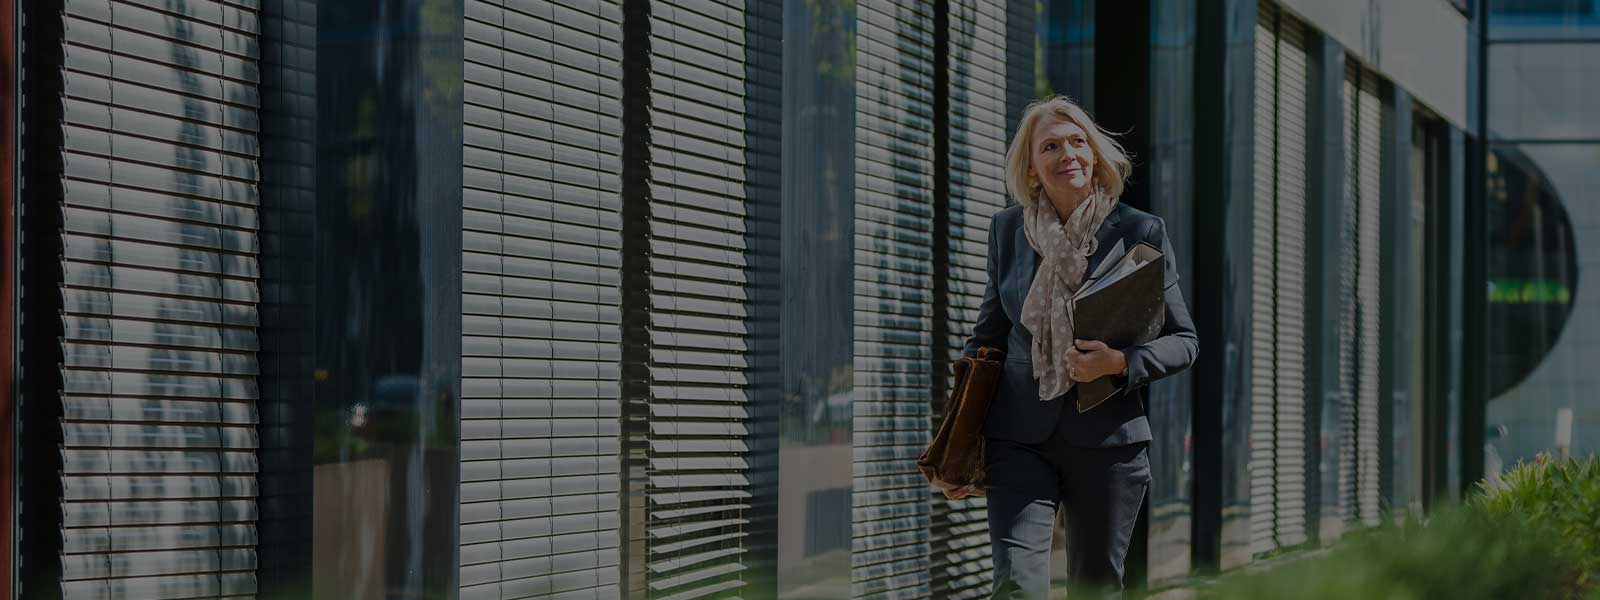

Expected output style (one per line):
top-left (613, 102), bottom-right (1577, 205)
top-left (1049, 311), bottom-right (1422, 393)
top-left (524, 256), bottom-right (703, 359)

top-left (1071, 240), bottom-right (1167, 413)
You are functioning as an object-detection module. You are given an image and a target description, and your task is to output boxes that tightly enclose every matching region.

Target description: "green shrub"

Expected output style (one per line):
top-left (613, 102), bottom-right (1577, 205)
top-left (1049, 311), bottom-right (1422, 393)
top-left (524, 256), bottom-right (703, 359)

top-left (1202, 507), bottom-right (1582, 600)
top-left (1474, 454), bottom-right (1600, 590)
top-left (1199, 454), bottom-right (1600, 599)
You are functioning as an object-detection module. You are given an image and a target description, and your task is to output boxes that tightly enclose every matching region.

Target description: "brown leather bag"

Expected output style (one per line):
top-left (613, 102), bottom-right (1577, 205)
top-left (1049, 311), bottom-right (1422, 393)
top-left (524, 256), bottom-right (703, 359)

top-left (918, 346), bottom-right (1005, 497)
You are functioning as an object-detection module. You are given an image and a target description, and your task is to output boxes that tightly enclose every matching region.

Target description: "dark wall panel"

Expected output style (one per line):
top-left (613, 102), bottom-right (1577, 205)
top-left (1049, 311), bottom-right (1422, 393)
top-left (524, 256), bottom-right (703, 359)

top-left (17, 0), bottom-right (67, 596)
top-left (1379, 87), bottom-right (1416, 516)
top-left (1, 0), bottom-right (14, 591)
top-left (256, 0), bottom-right (316, 596)
top-left (1192, 0), bottom-right (1258, 572)
top-left (1305, 31), bottom-right (1347, 547)
top-left (1093, 0), bottom-right (1149, 212)
top-left (1146, 0), bottom-right (1197, 585)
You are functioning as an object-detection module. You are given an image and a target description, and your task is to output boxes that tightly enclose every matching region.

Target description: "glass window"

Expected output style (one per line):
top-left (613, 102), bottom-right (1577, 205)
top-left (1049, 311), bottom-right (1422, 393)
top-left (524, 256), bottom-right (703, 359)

top-left (1488, 43), bottom-right (1600, 141)
top-left (1490, 0), bottom-right (1600, 40)
top-left (1483, 143), bottom-right (1593, 473)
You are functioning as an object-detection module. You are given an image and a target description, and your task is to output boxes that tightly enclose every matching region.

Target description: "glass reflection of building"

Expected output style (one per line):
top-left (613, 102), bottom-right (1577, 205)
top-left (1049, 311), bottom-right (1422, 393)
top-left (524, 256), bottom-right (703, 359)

top-left (1484, 0), bottom-right (1599, 469)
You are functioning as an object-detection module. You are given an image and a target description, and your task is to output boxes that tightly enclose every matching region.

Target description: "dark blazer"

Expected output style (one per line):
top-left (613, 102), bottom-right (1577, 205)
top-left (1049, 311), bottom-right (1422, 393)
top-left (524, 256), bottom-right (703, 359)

top-left (963, 203), bottom-right (1199, 447)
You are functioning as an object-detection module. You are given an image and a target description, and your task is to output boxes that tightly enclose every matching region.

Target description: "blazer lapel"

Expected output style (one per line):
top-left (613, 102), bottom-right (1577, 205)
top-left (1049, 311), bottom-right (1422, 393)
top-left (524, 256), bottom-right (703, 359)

top-left (1083, 205), bottom-right (1125, 280)
top-left (1018, 221), bottom-right (1039, 302)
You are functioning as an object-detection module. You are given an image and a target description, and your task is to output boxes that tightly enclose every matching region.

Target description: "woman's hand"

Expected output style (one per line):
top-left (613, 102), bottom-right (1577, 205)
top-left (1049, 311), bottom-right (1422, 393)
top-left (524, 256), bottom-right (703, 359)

top-left (1065, 339), bottom-right (1127, 382)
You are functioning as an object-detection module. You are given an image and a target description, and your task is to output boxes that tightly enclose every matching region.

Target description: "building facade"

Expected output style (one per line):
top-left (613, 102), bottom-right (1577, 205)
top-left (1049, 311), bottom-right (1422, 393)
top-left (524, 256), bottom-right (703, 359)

top-left (0, 0), bottom-right (1549, 599)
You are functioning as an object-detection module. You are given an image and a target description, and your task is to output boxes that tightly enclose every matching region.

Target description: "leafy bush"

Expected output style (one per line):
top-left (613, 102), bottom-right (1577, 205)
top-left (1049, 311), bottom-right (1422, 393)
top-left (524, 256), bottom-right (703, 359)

top-left (1201, 507), bottom-right (1583, 600)
top-left (1474, 454), bottom-right (1600, 591)
top-left (1199, 454), bottom-right (1600, 600)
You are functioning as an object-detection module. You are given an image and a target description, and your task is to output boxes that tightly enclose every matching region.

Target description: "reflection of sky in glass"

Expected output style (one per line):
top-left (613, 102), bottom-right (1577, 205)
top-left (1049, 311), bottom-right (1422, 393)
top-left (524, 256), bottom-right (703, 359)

top-left (1488, 44), bottom-right (1600, 141)
top-left (1485, 143), bottom-right (1598, 464)
top-left (1483, 0), bottom-right (1600, 467)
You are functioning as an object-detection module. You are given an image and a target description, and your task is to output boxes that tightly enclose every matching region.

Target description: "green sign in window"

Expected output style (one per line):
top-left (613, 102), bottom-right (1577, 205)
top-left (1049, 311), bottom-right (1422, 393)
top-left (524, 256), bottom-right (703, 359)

top-left (1489, 279), bottom-right (1574, 305)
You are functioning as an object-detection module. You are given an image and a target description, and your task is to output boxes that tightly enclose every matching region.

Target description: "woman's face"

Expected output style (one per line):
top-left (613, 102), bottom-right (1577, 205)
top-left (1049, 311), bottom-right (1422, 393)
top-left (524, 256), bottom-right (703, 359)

top-left (1029, 114), bottom-right (1097, 205)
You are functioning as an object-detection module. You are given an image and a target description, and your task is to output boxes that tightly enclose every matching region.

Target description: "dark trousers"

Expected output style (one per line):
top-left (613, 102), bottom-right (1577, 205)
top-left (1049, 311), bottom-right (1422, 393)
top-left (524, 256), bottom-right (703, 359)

top-left (984, 432), bottom-right (1151, 599)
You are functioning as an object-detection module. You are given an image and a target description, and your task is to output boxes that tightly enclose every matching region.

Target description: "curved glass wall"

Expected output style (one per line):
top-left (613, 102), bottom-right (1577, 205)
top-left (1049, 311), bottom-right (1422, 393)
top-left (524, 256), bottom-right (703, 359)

top-left (1484, 1), bottom-right (1600, 474)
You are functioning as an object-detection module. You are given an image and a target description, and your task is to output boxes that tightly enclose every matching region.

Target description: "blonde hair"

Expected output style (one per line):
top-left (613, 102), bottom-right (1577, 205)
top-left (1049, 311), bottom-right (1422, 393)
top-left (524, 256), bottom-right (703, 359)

top-left (1004, 96), bottom-right (1133, 207)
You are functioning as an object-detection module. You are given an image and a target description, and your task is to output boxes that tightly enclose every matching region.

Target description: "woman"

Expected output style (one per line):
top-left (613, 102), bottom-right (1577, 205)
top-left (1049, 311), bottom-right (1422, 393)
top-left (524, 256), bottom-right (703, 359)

top-left (954, 96), bottom-right (1198, 598)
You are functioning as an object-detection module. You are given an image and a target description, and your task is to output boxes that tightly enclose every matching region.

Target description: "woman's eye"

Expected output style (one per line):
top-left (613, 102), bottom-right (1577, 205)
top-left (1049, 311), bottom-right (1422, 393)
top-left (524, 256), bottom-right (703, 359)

top-left (1044, 143), bottom-right (1057, 151)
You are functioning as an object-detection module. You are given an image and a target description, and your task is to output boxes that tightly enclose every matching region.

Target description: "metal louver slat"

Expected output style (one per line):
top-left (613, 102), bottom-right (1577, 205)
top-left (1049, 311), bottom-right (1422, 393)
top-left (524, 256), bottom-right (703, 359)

top-left (1355, 69), bottom-right (1384, 529)
top-left (1247, 0), bottom-right (1278, 557)
top-left (933, 1), bottom-right (1006, 598)
top-left (1338, 67), bottom-right (1360, 529)
top-left (1273, 16), bottom-right (1310, 550)
top-left (459, 2), bottom-right (625, 599)
top-left (853, 2), bottom-right (934, 599)
top-left (634, 1), bottom-right (774, 598)
top-left (56, 0), bottom-right (263, 597)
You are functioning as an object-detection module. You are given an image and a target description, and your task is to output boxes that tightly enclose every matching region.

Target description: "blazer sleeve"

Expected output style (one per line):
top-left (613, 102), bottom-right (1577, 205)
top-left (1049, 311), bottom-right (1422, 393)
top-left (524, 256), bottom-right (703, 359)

top-left (962, 213), bottom-right (1012, 358)
top-left (1120, 217), bottom-right (1199, 389)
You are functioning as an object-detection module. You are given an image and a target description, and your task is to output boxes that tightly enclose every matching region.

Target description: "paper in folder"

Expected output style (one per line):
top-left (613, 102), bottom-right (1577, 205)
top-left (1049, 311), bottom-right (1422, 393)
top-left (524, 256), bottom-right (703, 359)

top-left (1071, 239), bottom-right (1167, 413)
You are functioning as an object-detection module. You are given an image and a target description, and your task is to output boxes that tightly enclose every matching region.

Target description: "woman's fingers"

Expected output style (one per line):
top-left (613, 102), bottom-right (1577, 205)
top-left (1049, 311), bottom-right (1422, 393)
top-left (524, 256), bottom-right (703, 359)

top-left (1065, 346), bottom-right (1088, 365)
top-left (1065, 344), bottom-right (1104, 382)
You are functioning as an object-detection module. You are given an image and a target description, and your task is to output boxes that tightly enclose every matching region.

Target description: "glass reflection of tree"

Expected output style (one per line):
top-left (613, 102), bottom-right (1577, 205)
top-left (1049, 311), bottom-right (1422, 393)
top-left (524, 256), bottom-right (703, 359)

top-left (809, 0), bottom-right (858, 85)
top-left (851, 1), bottom-right (936, 589)
top-left (1035, 0), bottom-right (1051, 98)
top-left (421, 0), bottom-right (461, 122)
top-left (783, 0), bottom-right (860, 445)
top-left (138, 2), bottom-right (246, 597)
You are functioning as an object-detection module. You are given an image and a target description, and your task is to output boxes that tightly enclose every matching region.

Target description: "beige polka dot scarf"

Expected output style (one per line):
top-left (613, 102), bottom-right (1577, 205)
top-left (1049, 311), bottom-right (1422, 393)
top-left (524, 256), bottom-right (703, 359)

top-left (1019, 188), bottom-right (1119, 402)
